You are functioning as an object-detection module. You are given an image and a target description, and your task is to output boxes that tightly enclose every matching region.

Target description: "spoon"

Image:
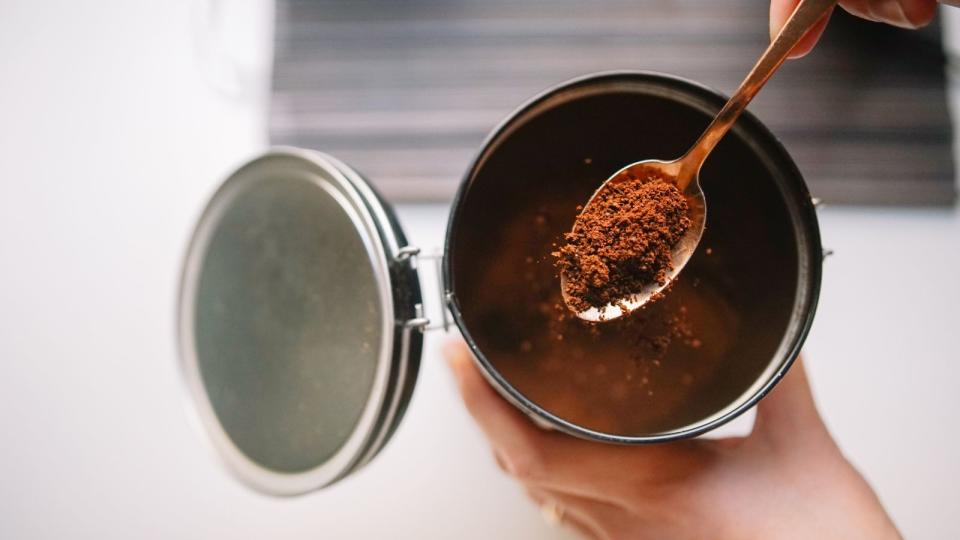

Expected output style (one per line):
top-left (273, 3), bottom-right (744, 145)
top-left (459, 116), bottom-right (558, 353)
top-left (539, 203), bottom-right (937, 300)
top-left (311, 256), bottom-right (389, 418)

top-left (562, 0), bottom-right (837, 322)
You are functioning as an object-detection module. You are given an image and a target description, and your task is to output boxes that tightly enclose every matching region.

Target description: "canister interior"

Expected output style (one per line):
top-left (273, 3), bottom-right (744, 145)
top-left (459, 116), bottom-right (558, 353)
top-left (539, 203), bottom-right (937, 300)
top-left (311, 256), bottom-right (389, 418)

top-left (449, 76), bottom-right (816, 438)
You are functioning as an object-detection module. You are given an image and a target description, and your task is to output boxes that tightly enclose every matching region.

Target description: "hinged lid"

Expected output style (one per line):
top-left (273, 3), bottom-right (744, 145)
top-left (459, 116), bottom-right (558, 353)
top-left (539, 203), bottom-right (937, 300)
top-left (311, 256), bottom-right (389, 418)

top-left (178, 149), bottom-right (423, 495)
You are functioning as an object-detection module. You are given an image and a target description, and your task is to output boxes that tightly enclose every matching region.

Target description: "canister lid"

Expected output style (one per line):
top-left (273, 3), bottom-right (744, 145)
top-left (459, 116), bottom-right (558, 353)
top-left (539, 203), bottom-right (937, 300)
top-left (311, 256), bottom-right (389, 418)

top-left (178, 149), bottom-right (422, 495)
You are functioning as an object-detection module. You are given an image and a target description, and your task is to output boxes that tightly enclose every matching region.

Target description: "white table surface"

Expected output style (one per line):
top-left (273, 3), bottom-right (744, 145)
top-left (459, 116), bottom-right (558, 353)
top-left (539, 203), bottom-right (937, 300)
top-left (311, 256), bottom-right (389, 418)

top-left (1, 1), bottom-right (957, 538)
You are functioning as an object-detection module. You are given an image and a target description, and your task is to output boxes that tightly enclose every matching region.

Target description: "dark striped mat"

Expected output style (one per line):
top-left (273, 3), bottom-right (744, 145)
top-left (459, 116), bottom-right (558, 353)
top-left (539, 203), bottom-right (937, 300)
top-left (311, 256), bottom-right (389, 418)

top-left (271, 0), bottom-right (956, 205)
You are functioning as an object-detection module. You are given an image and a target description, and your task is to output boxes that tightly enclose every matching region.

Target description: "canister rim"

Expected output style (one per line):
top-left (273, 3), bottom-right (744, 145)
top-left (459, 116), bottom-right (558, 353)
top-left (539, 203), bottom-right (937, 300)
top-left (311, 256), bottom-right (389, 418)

top-left (444, 70), bottom-right (822, 443)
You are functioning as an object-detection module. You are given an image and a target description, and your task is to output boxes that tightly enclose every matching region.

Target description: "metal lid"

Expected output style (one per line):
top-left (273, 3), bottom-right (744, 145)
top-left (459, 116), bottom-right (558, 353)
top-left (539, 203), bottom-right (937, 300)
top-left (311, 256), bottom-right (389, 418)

top-left (178, 149), bottom-right (422, 495)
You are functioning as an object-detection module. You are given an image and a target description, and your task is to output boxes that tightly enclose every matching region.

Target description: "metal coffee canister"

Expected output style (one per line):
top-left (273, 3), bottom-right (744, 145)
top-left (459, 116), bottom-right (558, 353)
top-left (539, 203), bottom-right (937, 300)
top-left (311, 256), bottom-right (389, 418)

top-left (178, 72), bottom-right (823, 495)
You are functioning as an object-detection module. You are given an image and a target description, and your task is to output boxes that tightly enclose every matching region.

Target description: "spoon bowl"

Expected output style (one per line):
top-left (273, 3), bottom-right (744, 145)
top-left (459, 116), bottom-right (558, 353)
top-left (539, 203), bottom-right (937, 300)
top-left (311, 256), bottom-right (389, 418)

top-left (561, 0), bottom-right (836, 322)
top-left (560, 159), bottom-right (706, 322)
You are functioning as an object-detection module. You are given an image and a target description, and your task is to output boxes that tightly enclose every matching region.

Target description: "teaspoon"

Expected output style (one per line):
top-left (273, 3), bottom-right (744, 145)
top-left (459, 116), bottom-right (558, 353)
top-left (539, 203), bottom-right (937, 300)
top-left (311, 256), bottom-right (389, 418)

top-left (563, 0), bottom-right (837, 322)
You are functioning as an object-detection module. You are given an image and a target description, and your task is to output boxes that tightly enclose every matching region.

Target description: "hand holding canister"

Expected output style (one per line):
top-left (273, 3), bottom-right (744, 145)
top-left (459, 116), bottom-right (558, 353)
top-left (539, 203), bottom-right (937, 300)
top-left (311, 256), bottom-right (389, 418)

top-left (446, 341), bottom-right (900, 540)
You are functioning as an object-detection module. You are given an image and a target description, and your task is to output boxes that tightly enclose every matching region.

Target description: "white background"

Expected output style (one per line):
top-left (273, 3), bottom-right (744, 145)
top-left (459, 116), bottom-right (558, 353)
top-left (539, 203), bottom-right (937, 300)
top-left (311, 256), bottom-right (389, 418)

top-left (1, 1), bottom-right (958, 538)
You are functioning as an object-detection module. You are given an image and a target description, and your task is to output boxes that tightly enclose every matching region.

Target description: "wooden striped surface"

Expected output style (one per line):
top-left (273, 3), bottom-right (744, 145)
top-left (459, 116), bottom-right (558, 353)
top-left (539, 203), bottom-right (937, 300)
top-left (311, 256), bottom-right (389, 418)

top-left (271, 0), bottom-right (955, 205)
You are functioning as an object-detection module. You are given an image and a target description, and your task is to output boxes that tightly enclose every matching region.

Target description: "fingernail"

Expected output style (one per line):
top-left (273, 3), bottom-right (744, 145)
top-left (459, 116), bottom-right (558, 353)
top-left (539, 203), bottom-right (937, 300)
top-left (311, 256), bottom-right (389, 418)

top-left (442, 340), bottom-right (460, 362)
top-left (493, 449), bottom-right (515, 475)
top-left (443, 343), bottom-right (467, 382)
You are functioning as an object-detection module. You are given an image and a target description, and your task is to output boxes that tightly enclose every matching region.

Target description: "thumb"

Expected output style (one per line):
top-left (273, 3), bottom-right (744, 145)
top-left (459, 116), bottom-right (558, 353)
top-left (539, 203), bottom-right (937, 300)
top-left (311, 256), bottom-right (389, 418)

top-left (770, 0), bottom-right (834, 59)
top-left (752, 357), bottom-right (829, 446)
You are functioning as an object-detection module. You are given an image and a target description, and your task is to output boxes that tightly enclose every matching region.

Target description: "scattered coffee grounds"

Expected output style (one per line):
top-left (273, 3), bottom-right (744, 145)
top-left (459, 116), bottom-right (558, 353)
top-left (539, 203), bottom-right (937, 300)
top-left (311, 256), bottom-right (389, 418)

top-left (459, 198), bottom-right (738, 435)
top-left (555, 172), bottom-right (691, 313)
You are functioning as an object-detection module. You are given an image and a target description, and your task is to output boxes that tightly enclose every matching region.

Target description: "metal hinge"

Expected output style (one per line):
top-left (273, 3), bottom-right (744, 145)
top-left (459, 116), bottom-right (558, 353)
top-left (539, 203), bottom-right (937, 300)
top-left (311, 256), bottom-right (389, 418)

top-left (396, 246), bottom-right (451, 333)
top-left (811, 197), bottom-right (833, 260)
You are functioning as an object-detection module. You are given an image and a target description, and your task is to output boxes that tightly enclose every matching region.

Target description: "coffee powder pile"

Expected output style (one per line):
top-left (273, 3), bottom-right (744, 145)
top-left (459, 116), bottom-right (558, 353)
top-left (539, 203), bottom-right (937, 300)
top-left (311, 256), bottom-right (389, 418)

top-left (555, 173), bottom-right (691, 312)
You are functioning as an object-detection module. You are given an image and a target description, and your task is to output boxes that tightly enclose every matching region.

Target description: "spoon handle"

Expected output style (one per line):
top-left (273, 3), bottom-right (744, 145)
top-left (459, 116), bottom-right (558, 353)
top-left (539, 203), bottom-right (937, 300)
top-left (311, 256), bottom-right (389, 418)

top-left (677, 0), bottom-right (838, 187)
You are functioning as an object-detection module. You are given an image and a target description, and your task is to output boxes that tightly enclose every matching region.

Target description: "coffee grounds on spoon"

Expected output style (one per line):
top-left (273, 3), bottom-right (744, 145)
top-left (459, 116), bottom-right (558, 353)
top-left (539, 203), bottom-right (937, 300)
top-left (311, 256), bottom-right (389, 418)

top-left (554, 172), bottom-right (691, 314)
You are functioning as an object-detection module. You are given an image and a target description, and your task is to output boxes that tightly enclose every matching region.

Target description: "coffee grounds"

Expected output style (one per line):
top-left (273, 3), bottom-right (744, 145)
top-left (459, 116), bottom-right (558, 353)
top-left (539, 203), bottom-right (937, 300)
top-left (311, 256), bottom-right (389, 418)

top-left (461, 198), bottom-right (736, 435)
top-left (554, 173), bottom-right (691, 313)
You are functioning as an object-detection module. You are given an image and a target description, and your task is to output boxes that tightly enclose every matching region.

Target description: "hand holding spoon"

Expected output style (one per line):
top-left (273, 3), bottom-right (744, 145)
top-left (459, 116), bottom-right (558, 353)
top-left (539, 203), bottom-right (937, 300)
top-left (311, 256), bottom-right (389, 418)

top-left (562, 0), bottom-right (837, 322)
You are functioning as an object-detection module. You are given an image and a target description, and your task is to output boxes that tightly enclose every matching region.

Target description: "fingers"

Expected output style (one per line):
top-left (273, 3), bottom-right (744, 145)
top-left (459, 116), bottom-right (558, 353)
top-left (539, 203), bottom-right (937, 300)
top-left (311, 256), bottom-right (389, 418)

top-left (526, 487), bottom-right (625, 540)
top-left (444, 339), bottom-right (558, 482)
top-left (770, 0), bottom-right (834, 59)
top-left (771, 0), bottom-right (938, 59)
top-left (445, 340), bottom-right (614, 499)
top-left (752, 358), bottom-right (829, 448)
top-left (840, 0), bottom-right (937, 28)
top-left (444, 339), bottom-right (706, 504)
